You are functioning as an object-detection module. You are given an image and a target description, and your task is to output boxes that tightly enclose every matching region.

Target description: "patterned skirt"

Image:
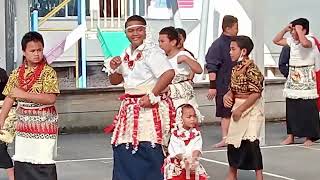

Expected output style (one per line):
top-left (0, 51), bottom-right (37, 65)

top-left (163, 157), bottom-right (208, 180)
top-left (110, 93), bottom-right (176, 152)
top-left (226, 98), bottom-right (264, 170)
top-left (169, 81), bottom-right (204, 122)
top-left (13, 102), bottom-right (58, 179)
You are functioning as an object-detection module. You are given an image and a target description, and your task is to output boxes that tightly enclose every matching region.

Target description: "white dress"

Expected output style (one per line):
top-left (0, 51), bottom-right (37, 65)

top-left (167, 51), bottom-right (204, 122)
top-left (163, 127), bottom-right (208, 180)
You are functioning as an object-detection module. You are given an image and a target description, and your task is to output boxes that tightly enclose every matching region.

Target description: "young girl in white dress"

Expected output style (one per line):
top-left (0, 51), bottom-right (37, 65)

top-left (163, 104), bottom-right (208, 180)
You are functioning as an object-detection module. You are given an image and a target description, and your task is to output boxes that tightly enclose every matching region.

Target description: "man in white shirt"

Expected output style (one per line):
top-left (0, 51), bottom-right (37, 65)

top-left (105, 15), bottom-right (175, 180)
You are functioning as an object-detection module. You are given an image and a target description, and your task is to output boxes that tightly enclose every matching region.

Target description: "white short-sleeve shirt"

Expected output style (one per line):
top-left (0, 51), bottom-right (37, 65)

top-left (286, 35), bottom-right (317, 66)
top-left (116, 43), bottom-right (173, 93)
top-left (168, 50), bottom-right (195, 76)
top-left (168, 131), bottom-right (203, 158)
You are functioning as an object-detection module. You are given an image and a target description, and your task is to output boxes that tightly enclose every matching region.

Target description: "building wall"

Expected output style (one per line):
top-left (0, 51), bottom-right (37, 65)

top-left (57, 80), bottom-right (286, 131)
top-left (264, 0), bottom-right (320, 54)
top-left (6, 0), bottom-right (319, 81)
top-left (34, 0), bottom-right (320, 66)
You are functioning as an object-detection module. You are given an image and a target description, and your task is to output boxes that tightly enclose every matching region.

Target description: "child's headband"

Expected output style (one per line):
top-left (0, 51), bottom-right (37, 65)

top-left (125, 25), bottom-right (146, 31)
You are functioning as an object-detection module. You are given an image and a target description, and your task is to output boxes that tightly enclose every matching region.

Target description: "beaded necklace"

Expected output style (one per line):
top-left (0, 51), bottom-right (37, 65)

top-left (18, 61), bottom-right (45, 91)
top-left (123, 51), bottom-right (142, 70)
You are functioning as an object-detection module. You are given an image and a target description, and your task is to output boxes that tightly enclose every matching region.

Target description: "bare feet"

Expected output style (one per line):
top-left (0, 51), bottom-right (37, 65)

top-left (281, 135), bottom-right (294, 145)
top-left (303, 139), bottom-right (314, 147)
top-left (213, 138), bottom-right (227, 148)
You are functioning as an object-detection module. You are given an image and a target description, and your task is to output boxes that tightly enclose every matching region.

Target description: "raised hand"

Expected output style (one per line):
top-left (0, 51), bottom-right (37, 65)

top-left (110, 56), bottom-right (122, 70)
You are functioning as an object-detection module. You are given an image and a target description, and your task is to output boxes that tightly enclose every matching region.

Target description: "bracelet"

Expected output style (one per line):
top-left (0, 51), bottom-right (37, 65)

top-left (209, 80), bottom-right (216, 89)
top-left (109, 67), bottom-right (120, 74)
top-left (148, 92), bottom-right (161, 105)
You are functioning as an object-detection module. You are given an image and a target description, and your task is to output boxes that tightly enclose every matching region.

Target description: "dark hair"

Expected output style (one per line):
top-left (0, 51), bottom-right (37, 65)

top-left (21, 31), bottom-right (46, 63)
top-left (178, 103), bottom-right (195, 112)
top-left (291, 18), bottom-right (309, 35)
top-left (176, 28), bottom-right (186, 40)
top-left (125, 15), bottom-right (147, 28)
top-left (222, 15), bottom-right (238, 31)
top-left (159, 26), bottom-right (180, 45)
top-left (21, 31), bottom-right (44, 51)
top-left (231, 35), bottom-right (254, 56)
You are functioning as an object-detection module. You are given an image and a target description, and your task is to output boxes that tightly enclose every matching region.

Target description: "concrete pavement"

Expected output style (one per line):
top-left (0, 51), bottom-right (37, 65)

top-left (1, 122), bottom-right (319, 180)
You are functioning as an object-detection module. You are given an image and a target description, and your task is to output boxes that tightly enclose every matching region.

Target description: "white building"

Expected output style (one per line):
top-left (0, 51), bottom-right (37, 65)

top-left (1, 0), bottom-right (320, 87)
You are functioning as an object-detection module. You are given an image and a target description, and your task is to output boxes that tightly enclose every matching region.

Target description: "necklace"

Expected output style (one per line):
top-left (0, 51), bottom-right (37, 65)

top-left (18, 62), bottom-right (45, 91)
top-left (173, 128), bottom-right (200, 145)
top-left (123, 51), bottom-right (142, 70)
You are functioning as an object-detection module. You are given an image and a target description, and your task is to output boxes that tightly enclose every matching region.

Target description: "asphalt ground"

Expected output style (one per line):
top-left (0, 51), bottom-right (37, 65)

top-left (0, 122), bottom-right (319, 180)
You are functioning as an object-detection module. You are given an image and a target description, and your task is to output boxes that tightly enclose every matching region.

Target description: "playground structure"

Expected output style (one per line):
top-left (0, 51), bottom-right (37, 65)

top-left (2, 0), bottom-right (320, 86)
top-left (31, 0), bottom-right (130, 88)
top-left (30, 0), bottom-right (199, 88)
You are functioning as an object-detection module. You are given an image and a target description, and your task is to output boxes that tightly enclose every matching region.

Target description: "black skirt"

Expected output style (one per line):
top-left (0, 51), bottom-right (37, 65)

top-left (286, 98), bottom-right (320, 140)
top-left (14, 161), bottom-right (57, 180)
top-left (0, 142), bottom-right (13, 169)
top-left (227, 140), bottom-right (263, 170)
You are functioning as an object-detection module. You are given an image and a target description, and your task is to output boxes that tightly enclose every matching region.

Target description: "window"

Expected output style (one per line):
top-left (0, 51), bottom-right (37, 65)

top-left (31, 0), bottom-right (90, 17)
top-left (67, 0), bottom-right (90, 16)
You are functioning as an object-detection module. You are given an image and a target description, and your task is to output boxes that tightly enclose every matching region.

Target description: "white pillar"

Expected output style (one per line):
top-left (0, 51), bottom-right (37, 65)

top-left (0, 0), bottom-right (5, 69)
top-left (5, 0), bottom-right (15, 72)
top-left (16, 0), bottom-right (30, 66)
top-left (0, 0), bottom-right (15, 71)
top-left (129, 0), bottom-right (133, 15)
top-left (195, 0), bottom-right (210, 82)
top-left (250, 0), bottom-right (265, 146)
top-left (135, 0), bottom-right (140, 15)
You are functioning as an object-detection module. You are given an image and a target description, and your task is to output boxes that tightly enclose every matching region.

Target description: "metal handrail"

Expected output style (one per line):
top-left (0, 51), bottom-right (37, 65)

top-left (39, 0), bottom-right (72, 26)
top-left (39, 28), bottom-right (73, 31)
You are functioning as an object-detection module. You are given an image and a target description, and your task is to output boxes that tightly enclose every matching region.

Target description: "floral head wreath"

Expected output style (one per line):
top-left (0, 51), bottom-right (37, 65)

top-left (172, 104), bottom-right (201, 133)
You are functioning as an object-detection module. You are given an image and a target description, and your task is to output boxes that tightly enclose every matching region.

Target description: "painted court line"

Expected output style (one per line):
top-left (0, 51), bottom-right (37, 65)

top-left (201, 157), bottom-right (296, 180)
top-left (56, 157), bottom-right (113, 163)
top-left (54, 144), bottom-right (319, 163)
top-left (299, 146), bottom-right (320, 151)
top-left (202, 143), bottom-right (305, 154)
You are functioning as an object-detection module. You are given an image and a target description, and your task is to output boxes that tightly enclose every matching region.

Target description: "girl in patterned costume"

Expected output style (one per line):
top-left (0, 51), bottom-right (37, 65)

top-left (104, 15), bottom-right (175, 180)
top-left (163, 104), bottom-right (208, 180)
top-left (158, 27), bottom-right (204, 122)
top-left (224, 36), bottom-right (264, 180)
top-left (273, 18), bottom-right (320, 146)
top-left (0, 68), bottom-right (14, 180)
top-left (0, 32), bottom-right (59, 180)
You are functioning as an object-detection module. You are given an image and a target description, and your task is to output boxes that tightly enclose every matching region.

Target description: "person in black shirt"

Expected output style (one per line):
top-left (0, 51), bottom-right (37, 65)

top-left (0, 68), bottom-right (8, 100)
top-left (205, 15), bottom-right (238, 148)
top-left (0, 67), bottom-right (14, 180)
top-left (278, 46), bottom-right (290, 78)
